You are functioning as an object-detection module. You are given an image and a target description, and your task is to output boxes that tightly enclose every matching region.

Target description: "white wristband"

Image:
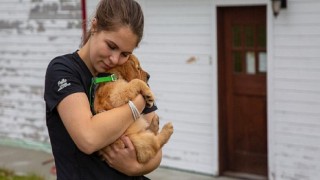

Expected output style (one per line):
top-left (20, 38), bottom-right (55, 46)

top-left (128, 100), bottom-right (140, 120)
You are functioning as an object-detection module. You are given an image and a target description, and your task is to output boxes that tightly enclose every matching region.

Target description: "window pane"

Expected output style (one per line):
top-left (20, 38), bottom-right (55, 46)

top-left (259, 52), bottom-right (267, 73)
top-left (257, 26), bottom-right (266, 48)
top-left (232, 26), bottom-right (241, 48)
top-left (246, 51), bottom-right (255, 74)
top-left (245, 26), bottom-right (254, 48)
top-left (233, 51), bottom-right (242, 73)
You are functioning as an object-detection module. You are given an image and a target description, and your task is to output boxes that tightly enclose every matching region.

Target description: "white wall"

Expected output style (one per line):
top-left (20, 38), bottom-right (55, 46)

top-left (138, 0), bottom-right (320, 178)
top-left (136, 0), bottom-right (218, 175)
top-left (0, 0), bottom-right (82, 150)
top-left (269, 0), bottom-right (320, 179)
top-left (85, 0), bottom-right (99, 25)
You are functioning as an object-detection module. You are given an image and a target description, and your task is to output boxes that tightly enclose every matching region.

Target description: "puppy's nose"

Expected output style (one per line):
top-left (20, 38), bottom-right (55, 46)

top-left (147, 73), bottom-right (150, 80)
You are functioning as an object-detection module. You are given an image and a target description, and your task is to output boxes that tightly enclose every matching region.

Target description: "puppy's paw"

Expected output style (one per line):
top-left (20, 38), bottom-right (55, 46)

top-left (144, 91), bottom-right (155, 107)
top-left (148, 114), bottom-right (159, 134)
top-left (163, 122), bottom-right (174, 136)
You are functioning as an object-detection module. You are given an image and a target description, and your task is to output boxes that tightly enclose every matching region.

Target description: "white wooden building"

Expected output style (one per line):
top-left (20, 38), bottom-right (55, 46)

top-left (1, 0), bottom-right (320, 179)
top-left (0, 0), bottom-right (83, 149)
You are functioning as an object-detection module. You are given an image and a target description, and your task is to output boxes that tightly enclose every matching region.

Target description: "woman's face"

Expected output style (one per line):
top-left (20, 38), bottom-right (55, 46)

top-left (88, 26), bottom-right (138, 75)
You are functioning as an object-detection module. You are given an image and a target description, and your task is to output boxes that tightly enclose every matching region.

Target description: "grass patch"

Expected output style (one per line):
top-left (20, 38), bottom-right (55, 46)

top-left (0, 168), bottom-right (44, 180)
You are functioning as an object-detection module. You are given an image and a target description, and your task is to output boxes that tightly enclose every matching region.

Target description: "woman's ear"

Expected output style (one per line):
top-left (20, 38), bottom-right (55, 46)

top-left (91, 18), bottom-right (97, 33)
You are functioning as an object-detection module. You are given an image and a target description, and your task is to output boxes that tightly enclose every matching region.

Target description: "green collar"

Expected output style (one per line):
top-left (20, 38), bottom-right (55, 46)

top-left (93, 74), bottom-right (117, 84)
top-left (90, 74), bottom-right (117, 113)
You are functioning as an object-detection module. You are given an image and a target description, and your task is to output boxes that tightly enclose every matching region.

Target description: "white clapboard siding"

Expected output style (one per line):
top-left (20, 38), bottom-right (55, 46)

top-left (85, 0), bottom-right (99, 19)
top-left (0, 0), bottom-right (82, 147)
top-left (135, 0), bottom-right (216, 174)
top-left (270, 0), bottom-right (320, 179)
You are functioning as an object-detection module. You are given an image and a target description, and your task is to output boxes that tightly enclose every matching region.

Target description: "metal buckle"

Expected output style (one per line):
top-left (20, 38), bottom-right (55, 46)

top-left (110, 74), bottom-right (117, 81)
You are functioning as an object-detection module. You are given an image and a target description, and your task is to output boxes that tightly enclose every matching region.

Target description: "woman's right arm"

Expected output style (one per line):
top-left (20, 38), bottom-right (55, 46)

top-left (57, 92), bottom-right (146, 154)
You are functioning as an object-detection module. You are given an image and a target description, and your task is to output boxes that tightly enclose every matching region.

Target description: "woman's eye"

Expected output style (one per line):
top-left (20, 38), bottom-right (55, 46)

top-left (107, 43), bottom-right (116, 50)
top-left (121, 53), bottom-right (130, 57)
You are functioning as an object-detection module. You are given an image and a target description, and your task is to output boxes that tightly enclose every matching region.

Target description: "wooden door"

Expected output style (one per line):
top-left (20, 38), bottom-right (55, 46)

top-left (218, 6), bottom-right (268, 177)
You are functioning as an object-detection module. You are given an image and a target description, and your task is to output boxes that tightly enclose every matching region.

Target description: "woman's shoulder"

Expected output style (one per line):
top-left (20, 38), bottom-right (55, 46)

top-left (46, 51), bottom-right (84, 74)
top-left (49, 51), bottom-right (78, 66)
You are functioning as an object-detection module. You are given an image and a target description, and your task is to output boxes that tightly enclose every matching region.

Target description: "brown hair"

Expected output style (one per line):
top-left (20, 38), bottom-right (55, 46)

top-left (82, 0), bottom-right (144, 47)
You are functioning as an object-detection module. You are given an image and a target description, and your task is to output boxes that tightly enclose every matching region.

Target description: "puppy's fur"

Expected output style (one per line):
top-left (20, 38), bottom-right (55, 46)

top-left (94, 54), bottom-right (173, 163)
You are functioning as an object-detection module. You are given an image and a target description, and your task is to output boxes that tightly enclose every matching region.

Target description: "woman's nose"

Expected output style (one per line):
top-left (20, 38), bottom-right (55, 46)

top-left (110, 52), bottom-right (121, 65)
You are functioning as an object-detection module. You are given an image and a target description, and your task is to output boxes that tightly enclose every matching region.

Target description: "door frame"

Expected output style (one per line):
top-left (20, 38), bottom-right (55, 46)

top-left (211, 0), bottom-right (274, 177)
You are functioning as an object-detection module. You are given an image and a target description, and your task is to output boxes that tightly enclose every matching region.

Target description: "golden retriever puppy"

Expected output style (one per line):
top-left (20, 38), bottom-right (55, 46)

top-left (94, 54), bottom-right (173, 163)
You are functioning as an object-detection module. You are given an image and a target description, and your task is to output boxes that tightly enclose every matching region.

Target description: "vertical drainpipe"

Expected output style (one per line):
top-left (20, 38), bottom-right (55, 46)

top-left (81, 0), bottom-right (87, 41)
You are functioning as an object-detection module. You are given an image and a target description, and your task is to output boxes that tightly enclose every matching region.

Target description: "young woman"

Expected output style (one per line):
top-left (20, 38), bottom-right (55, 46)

top-left (44, 0), bottom-right (161, 179)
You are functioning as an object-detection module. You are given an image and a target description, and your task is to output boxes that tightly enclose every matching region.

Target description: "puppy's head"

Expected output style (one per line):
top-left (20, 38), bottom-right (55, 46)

top-left (108, 54), bottom-right (150, 82)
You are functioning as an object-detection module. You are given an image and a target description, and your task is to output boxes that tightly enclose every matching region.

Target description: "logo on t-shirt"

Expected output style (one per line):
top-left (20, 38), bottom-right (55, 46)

top-left (58, 78), bottom-right (71, 91)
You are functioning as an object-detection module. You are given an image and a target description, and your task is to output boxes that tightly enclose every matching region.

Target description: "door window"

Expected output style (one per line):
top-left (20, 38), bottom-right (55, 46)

top-left (231, 25), bottom-right (267, 75)
top-left (245, 26), bottom-right (254, 48)
top-left (233, 51), bottom-right (242, 73)
top-left (246, 51), bottom-right (256, 74)
top-left (258, 52), bottom-right (267, 73)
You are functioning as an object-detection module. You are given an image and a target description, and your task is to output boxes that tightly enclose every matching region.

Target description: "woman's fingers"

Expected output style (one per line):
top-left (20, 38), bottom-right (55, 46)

top-left (121, 136), bottom-right (134, 150)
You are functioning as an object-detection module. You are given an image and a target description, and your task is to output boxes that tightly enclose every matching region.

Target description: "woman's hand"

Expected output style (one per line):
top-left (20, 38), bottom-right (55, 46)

top-left (98, 110), bottom-right (162, 176)
top-left (100, 136), bottom-right (143, 176)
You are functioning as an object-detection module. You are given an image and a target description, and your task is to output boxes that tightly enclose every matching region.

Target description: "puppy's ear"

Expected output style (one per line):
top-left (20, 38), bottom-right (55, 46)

top-left (119, 58), bottom-right (135, 82)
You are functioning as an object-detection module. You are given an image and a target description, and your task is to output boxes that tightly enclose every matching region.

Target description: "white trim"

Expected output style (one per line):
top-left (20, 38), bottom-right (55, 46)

top-left (215, 0), bottom-right (269, 6)
top-left (210, 0), bottom-right (219, 175)
top-left (266, 2), bottom-right (275, 180)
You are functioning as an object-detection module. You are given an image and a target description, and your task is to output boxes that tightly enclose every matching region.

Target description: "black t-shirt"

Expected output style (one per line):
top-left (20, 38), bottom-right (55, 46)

top-left (44, 51), bottom-right (151, 180)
